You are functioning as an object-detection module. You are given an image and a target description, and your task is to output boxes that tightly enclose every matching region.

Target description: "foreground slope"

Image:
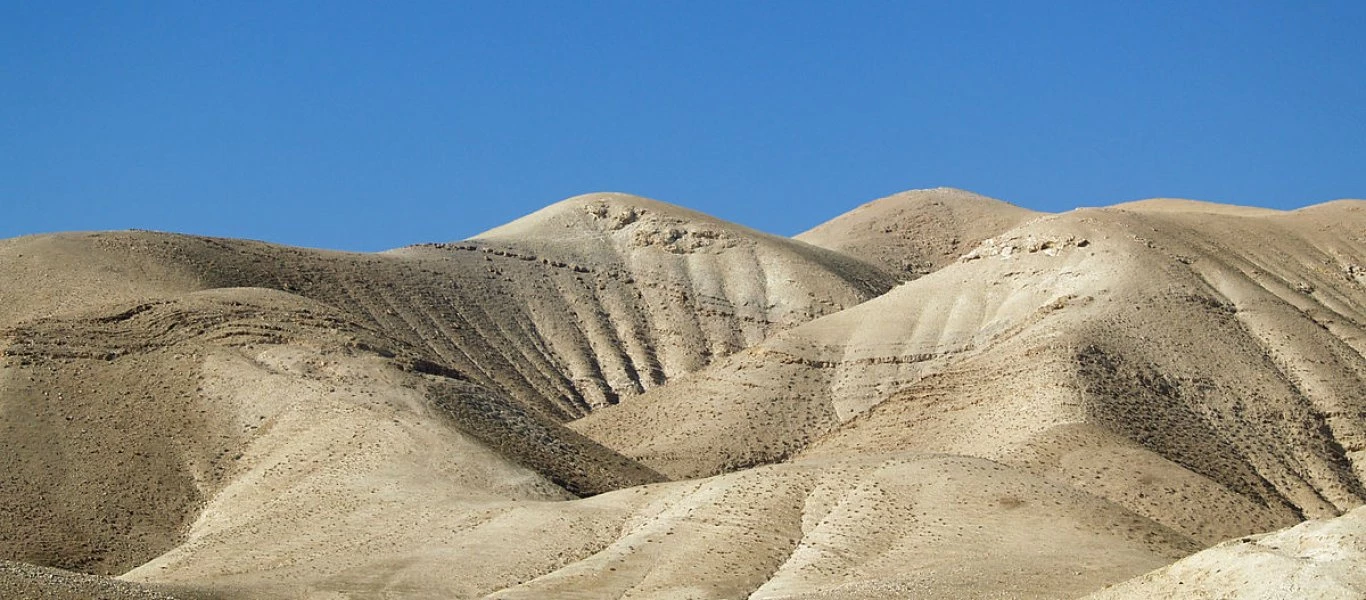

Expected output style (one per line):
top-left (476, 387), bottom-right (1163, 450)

top-left (0, 288), bottom-right (1198, 598)
top-left (575, 199), bottom-right (1366, 545)
top-left (122, 453), bottom-right (1193, 599)
top-left (1090, 505), bottom-right (1366, 599)
top-left (0, 560), bottom-right (214, 600)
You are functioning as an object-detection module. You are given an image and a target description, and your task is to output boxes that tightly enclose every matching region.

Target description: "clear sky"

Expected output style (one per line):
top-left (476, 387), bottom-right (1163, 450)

top-left (3, 1), bottom-right (1364, 251)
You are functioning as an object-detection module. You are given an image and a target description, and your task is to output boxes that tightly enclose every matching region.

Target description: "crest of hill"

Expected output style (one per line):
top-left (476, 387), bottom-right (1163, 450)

top-left (463, 192), bottom-right (892, 287)
top-left (795, 187), bottom-right (1041, 277)
top-left (1289, 198), bottom-right (1366, 217)
top-left (1106, 197), bottom-right (1366, 218)
top-left (1109, 197), bottom-right (1287, 216)
top-left (474, 192), bottom-right (743, 241)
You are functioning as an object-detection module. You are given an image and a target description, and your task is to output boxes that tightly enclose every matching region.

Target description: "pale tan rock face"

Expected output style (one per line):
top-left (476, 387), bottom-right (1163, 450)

top-left (1089, 506), bottom-right (1366, 600)
top-left (1, 191), bottom-right (1363, 599)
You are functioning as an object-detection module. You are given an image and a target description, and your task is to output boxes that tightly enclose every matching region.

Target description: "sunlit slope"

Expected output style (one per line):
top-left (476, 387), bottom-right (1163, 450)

top-left (1089, 505), bottom-right (1366, 599)
top-left (795, 187), bottom-right (1040, 277)
top-left (121, 453), bottom-right (1192, 600)
top-left (575, 200), bottom-right (1366, 544)
top-left (419, 192), bottom-right (896, 411)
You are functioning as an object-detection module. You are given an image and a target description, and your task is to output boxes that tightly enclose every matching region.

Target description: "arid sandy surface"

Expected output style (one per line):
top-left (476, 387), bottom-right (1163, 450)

top-left (2, 188), bottom-right (1364, 598)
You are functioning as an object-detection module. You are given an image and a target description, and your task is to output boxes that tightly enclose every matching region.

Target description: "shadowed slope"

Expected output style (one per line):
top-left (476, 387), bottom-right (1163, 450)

top-left (0, 560), bottom-right (216, 600)
top-left (0, 288), bottom-right (661, 576)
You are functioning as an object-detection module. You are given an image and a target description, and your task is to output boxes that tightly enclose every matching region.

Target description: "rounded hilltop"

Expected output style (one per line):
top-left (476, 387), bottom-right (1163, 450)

top-left (472, 192), bottom-right (755, 245)
top-left (796, 186), bottom-right (1041, 277)
top-left (1108, 197), bottom-right (1287, 216)
top-left (1287, 198), bottom-right (1366, 216)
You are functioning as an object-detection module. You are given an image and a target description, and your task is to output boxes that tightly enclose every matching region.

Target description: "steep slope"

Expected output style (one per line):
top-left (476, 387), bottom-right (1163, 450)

top-left (407, 192), bottom-right (896, 411)
top-left (574, 199), bottom-right (1366, 545)
top-left (1089, 505), bottom-right (1366, 599)
top-left (795, 187), bottom-right (1040, 277)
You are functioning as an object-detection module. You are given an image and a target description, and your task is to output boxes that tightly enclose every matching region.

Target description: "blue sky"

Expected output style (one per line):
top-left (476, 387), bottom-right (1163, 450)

top-left (3, 1), bottom-right (1364, 251)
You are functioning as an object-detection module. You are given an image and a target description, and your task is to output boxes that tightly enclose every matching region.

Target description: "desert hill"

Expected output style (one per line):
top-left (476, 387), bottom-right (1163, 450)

top-left (1, 190), bottom-right (1364, 598)
top-left (1, 193), bottom-right (894, 420)
top-left (575, 199), bottom-right (1366, 544)
top-left (0, 286), bottom-right (664, 575)
top-left (795, 187), bottom-right (1040, 277)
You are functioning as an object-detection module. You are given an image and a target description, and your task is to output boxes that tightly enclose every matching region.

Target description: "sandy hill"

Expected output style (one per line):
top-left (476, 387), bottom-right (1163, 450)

top-left (574, 199), bottom-right (1366, 546)
top-left (1, 190), bottom-right (1364, 598)
top-left (0, 287), bottom-right (665, 574)
top-left (1107, 197), bottom-right (1288, 216)
top-left (795, 187), bottom-right (1040, 277)
top-left (1, 194), bottom-right (893, 420)
top-left (0, 193), bottom-right (892, 573)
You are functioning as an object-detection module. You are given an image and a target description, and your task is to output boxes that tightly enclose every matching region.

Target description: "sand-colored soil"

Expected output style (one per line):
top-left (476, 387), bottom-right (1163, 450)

top-left (1, 190), bottom-right (1363, 598)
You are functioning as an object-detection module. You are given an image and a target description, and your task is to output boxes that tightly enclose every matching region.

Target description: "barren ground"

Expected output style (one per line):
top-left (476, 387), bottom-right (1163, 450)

top-left (2, 189), bottom-right (1363, 598)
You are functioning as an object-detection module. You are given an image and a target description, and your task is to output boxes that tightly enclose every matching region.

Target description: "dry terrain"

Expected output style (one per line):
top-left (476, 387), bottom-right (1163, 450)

top-left (2, 188), bottom-right (1363, 598)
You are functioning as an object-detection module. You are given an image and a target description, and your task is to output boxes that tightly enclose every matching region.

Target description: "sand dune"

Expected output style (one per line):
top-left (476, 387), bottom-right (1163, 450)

top-left (1, 190), bottom-right (1363, 598)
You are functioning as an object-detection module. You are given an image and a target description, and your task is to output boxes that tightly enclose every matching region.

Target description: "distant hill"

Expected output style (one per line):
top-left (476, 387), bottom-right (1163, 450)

top-left (796, 187), bottom-right (1039, 277)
